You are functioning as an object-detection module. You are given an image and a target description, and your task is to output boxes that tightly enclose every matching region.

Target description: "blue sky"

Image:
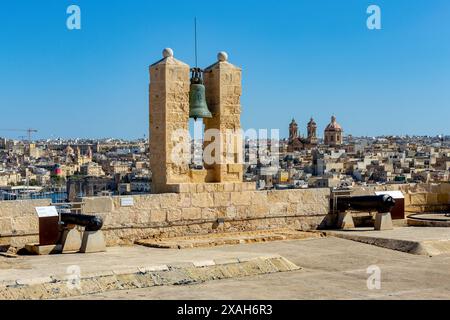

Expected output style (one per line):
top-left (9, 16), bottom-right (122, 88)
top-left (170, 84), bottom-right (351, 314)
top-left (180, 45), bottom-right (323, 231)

top-left (0, 0), bottom-right (449, 139)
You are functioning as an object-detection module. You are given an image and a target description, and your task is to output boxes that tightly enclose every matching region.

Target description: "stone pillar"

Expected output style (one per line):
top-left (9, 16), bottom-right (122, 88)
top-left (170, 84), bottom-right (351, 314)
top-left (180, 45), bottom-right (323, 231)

top-left (203, 52), bottom-right (243, 183)
top-left (374, 212), bottom-right (393, 230)
top-left (149, 48), bottom-right (191, 193)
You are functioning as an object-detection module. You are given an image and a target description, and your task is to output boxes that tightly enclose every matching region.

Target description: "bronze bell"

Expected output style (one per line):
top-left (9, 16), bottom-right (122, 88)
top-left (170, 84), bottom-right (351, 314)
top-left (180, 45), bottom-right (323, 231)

top-left (189, 68), bottom-right (212, 121)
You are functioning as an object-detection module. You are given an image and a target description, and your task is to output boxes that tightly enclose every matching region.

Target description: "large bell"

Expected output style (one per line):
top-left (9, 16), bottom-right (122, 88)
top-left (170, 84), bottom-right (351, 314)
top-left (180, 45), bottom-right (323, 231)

top-left (189, 68), bottom-right (212, 121)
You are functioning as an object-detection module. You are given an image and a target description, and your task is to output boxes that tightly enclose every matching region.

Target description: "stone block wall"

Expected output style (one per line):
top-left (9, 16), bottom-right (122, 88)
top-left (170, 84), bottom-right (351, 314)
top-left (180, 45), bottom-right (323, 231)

top-left (352, 183), bottom-right (450, 213)
top-left (2, 183), bottom-right (447, 249)
top-left (0, 199), bottom-right (50, 248)
top-left (0, 187), bottom-right (330, 248)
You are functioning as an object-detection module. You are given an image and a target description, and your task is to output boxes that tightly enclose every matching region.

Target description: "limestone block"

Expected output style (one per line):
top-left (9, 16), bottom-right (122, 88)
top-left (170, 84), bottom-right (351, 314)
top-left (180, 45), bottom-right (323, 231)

top-left (225, 206), bottom-right (237, 218)
top-left (150, 209), bottom-right (167, 223)
top-left (80, 230), bottom-right (106, 253)
top-left (0, 218), bottom-right (13, 234)
top-left (311, 203), bottom-right (329, 216)
top-left (267, 190), bottom-right (289, 203)
top-left (203, 184), bottom-right (217, 193)
top-left (213, 192), bottom-right (231, 207)
top-left (166, 183), bottom-right (190, 193)
top-left (294, 203), bottom-right (313, 216)
top-left (109, 210), bottom-right (133, 226)
top-left (133, 211), bottom-right (151, 224)
top-left (177, 193), bottom-right (191, 207)
top-left (4, 235), bottom-right (38, 248)
top-left (242, 182), bottom-right (256, 191)
top-left (201, 208), bottom-right (217, 220)
top-left (84, 197), bottom-right (113, 214)
top-left (233, 183), bottom-right (243, 192)
top-left (214, 183), bottom-right (225, 192)
top-left (230, 192), bottom-right (251, 206)
top-left (287, 191), bottom-right (301, 204)
top-left (181, 207), bottom-right (201, 220)
top-left (287, 203), bottom-right (297, 215)
top-left (159, 194), bottom-right (179, 209)
top-left (134, 195), bottom-right (161, 210)
top-left (188, 184), bottom-right (198, 193)
top-left (191, 193), bottom-right (214, 208)
top-left (236, 206), bottom-right (249, 219)
top-left (11, 216), bottom-right (38, 233)
top-left (410, 193), bottom-right (427, 206)
top-left (300, 190), bottom-right (318, 204)
top-left (250, 191), bottom-right (268, 205)
top-left (426, 193), bottom-right (439, 205)
top-left (439, 183), bottom-right (450, 193)
top-left (437, 193), bottom-right (449, 204)
top-left (227, 164), bottom-right (242, 174)
top-left (374, 212), bottom-right (393, 231)
top-left (61, 228), bottom-right (82, 253)
top-left (167, 209), bottom-right (182, 222)
top-left (0, 200), bottom-right (49, 218)
top-left (403, 193), bottom-right (411, 206)
top-left (251, 203), bottom-right (269, 217)
top-left (269, 203), bottom-right (288, 216)
top-left (223, 183), bottom-right (235, 192)
top-left (190, 170), bottom-right (207, 183)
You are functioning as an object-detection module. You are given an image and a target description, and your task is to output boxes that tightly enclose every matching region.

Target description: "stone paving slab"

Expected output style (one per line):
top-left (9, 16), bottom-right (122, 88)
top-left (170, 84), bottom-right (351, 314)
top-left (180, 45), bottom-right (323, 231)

top-left (323, 227), bottom-right (450, 256)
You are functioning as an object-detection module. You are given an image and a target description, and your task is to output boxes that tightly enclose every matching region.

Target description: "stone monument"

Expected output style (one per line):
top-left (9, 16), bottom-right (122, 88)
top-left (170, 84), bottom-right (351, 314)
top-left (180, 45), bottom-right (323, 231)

top-left (149, 49), bottom-right (249, 194)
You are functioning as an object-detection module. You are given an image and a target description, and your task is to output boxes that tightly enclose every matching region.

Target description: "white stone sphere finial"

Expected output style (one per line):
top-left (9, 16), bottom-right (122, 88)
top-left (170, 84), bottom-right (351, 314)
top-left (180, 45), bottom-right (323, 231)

top-left (163, 48), bottom-right (174, 58)
top-left (217, 51), bottom-right (228, 62)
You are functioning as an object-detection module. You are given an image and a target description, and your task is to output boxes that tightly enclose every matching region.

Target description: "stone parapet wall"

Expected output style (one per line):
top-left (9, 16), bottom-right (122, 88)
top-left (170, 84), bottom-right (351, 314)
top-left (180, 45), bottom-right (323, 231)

top-left (0, 199), bottom-right (50, 248)
top-left (0, 188), bottom-right (330, 248)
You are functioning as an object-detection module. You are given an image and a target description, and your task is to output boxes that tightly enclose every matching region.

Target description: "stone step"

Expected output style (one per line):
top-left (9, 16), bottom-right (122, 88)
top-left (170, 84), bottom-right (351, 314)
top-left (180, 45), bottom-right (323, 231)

top-left (0, 255), bottom-right (300, 300)
top-left (136, 229), bottom-right (324, 249)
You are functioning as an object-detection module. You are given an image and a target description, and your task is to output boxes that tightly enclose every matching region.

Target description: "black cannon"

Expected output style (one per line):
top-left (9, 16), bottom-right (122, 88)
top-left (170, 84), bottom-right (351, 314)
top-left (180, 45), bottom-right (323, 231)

top-left (60, 212), bottom-right (103, 231)
top-left (335, 194), bottom-right (396, 213)
top-left (27, 205), bottom-right (106, 255)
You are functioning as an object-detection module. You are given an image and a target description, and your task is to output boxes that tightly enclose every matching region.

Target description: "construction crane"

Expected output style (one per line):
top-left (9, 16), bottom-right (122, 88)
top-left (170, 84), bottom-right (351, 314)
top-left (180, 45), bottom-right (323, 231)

top-left (0, 128), bottom-right (38, 142)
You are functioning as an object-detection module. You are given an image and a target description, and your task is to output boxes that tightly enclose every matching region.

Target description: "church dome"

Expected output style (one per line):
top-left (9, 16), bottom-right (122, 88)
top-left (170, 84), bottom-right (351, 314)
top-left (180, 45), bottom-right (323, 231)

top-left (325, 116), bottom-right (343, 132)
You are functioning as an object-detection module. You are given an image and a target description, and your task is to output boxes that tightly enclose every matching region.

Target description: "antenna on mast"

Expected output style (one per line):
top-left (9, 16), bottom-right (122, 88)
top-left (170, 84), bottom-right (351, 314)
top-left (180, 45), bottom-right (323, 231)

top-left (194, 17), bottom-right (198, 67)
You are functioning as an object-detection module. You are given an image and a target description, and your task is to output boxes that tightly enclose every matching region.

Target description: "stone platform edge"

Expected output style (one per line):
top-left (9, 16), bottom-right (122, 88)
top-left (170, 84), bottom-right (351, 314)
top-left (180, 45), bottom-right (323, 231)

top-left (324, 231), bottom-right (450, 256)
top-left (0, 255), bottom-right (300, 300)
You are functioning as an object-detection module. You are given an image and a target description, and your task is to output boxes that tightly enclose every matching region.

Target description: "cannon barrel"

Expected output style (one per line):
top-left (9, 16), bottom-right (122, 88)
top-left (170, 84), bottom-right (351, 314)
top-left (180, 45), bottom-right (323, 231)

top-left (336, 194), bottom-right (396, 213)
top-left (60, 213), bottom-right (103, 231)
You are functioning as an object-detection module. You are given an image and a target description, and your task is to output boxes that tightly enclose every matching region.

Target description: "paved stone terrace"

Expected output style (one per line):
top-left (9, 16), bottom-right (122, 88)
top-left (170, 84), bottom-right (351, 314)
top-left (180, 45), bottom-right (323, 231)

top-left (0, 245), bottom-right (287, 284)
top-left (76, 237), bottom-right (450, 300)
top-left (2, 228), bottom-right (450, 299)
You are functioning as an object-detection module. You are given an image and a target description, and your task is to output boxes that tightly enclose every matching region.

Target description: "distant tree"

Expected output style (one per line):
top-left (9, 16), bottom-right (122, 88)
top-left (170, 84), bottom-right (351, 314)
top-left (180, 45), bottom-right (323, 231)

top-left (51, 175), bottom-right (66, 186)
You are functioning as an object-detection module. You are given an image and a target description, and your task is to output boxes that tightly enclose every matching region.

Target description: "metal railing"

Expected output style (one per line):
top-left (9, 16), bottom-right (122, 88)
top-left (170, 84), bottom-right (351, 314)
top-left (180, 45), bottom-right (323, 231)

top-left (50, 201), bottom-right (85, 214)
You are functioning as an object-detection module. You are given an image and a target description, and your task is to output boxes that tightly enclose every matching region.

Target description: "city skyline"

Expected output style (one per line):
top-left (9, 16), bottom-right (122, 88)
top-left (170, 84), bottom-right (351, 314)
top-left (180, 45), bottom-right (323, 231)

top-left (1, 0), bottom-right (449, 139)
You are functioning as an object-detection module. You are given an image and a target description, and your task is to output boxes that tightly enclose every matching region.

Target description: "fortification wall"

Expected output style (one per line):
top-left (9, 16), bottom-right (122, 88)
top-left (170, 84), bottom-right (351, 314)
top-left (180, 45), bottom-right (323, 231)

top-left (1, 183), bottom-right (448, 249)
top-left (0, 186), bottom-right (330, 248)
